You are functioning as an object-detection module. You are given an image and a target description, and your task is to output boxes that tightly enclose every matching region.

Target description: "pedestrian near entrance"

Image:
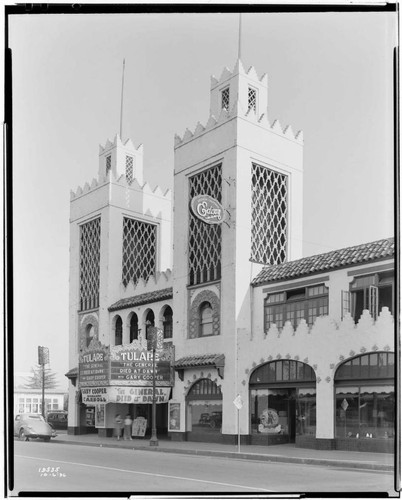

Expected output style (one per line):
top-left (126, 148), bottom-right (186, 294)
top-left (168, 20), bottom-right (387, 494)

top-left (124, 414), bottom-right (133, 440)
top-left (114, 414), bottom-right (123, 440)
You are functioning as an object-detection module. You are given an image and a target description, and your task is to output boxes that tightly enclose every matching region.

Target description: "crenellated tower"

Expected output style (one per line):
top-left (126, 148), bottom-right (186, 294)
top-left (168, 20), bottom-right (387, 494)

top-left (68, 133), bottom-right (172, 430)
top-left (172, 59), bottom-right (303, 438)
top-left (98, 135), bottom-right (144, 186)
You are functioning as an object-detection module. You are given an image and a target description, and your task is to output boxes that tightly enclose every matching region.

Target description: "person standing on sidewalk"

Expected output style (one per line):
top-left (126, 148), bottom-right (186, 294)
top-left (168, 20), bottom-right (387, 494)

top-left (123, 414), bottom-right (133, 440)
top-left (114, 414), bottom-right (123, 440)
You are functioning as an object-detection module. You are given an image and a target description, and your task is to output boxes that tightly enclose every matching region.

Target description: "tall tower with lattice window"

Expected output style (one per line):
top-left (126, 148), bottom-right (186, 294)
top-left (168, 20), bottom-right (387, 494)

top-left (172, 59), bottom-right (303, 437)
top-left (68, 134), bottom-right (172, 430)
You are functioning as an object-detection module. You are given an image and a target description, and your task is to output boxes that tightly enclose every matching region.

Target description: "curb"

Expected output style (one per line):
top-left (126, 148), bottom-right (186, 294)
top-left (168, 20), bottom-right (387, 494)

top-left (52, 438), bottom-right (394, 472)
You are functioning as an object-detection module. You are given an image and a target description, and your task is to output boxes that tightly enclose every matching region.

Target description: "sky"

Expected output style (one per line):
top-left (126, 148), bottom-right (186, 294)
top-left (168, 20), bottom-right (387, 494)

top-left (8, 8), bottom-right (396, 389)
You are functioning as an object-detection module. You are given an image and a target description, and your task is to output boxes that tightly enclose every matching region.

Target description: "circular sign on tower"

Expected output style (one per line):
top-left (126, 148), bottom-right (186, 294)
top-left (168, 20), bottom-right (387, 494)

top-left (190, 195), bottom-right (226, 225)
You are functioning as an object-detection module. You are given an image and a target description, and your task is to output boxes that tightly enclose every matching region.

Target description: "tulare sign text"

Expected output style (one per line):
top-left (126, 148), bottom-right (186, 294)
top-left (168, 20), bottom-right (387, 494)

top-left (191, 195), bottom-right (225, 225)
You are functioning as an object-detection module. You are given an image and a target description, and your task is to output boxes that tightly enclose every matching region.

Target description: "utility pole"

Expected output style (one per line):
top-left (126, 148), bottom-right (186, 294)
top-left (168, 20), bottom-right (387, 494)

top-left (38, 346), bottom-right (49, 418)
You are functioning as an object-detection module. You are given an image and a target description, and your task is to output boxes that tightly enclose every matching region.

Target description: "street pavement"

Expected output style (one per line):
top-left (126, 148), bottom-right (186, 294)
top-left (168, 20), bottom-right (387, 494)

top-left (36, 430), bottom-right (395, 471)
top-left (11, 439), bottom-right (398, 495)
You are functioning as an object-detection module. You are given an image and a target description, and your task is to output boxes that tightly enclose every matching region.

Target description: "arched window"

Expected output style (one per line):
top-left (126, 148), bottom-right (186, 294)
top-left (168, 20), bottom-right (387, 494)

top-left (187, 379), bottom-right (222, 434)
top-left (130, 314), bottom-right (138, 342)
top-left (199, 302), bottom-right (213, 337)
top-left (145, 310), bottom-right (155, 339)
top-left (334, 352), bottom-right (394, 440)
top-left (115, 316), bottom-right (123, 346)
top-left (249, 360), bottom-right (316, 441)
top-left (163, 306), bottom-right (173, 339)
top-left (250, 360), bottom-right (316, 385)
top-left (85, 324), bottom-right (95, 348)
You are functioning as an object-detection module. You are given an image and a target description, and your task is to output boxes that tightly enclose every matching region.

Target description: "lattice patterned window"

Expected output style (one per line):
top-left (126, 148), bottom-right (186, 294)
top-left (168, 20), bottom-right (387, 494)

top-left (221, 87), bottom-right (230, 110)
top-left (126, 156), bottom-right (134, 184)
top-left (251, 163), bottom-right (287, 265)
top-left (79, 218), bottom-right (101, 311)
top-left (122, 218), bottom-right (157, 286)
top-left (106, 155), bottom-right (111, 175)
top-left (248, 87), bottom-right (257, 113)
top-left (188, 165), bottom-right (222, 285)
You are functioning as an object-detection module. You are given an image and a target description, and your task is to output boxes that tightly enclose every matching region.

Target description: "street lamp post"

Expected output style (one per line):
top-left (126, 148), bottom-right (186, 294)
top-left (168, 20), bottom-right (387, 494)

top-left (149, 345), bottom-right (159, 447)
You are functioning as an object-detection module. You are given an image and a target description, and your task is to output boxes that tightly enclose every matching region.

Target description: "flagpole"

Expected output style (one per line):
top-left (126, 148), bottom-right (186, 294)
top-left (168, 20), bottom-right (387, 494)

top-left (238, 13), bottom-right (242, 61)
top-left (120, 59), bottom-right (125, 140)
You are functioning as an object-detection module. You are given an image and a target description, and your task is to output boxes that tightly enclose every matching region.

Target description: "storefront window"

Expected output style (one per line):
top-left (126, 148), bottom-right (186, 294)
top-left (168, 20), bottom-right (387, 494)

top-left (188, 401), bottom-right (222, 433)
top-left (335, 386), bottom-right (394, 439)
top-left (335, 352), bottom-right (394, 440)
top-left (250, 360), bottom-right (316, 441)
top-left (251, 387), bottom-right (316, 437)
top-left (187, 378), bottom-right (222, 434)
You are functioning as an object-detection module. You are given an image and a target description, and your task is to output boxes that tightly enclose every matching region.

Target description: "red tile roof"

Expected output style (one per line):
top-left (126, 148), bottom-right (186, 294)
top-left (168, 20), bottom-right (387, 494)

top-left (174, 354), bottom-right (225, 369)
top-left (252, 237), bottom-right (394, 286)
top-left (109, 287), bottom-right (173, 312)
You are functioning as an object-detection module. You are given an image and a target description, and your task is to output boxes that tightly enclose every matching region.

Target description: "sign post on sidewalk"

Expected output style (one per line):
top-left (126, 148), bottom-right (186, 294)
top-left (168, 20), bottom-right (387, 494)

top-left (233, 394), bottom-right (243, 453)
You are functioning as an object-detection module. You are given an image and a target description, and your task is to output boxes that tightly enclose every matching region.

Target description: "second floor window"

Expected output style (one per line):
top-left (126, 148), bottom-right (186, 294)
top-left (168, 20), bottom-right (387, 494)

top-left (145, 310), bottom-right (155, 340)
top-left (115, 316), bottom-right (123, 345)
top-left (200, 302), bottom-right (213, 336)
top-left (264, 284), bottom-right (328, 331)
top-left (130, 314), bottom-right (138, 342)
top-left (342, 271), bottom-right (394, 322)
top-left (163, 306), bottom-right (173, 339)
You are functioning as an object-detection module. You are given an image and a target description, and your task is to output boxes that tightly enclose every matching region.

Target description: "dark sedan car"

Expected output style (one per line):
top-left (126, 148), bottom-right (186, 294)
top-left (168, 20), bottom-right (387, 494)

top-left (14, 413), bottom-right (56, 441)
top-left (47, 411), bottom-right (68, 430)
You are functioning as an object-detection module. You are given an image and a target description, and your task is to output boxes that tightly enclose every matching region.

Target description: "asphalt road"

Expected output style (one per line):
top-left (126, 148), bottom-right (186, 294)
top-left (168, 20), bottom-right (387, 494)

top-left (10, 440), bottom-right (397, 496)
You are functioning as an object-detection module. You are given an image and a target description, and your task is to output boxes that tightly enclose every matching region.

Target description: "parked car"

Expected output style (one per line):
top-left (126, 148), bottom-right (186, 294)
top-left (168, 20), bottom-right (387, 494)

top-left (209, 411), bottom-right (222, 428)
top-left (14, 413), bottom-right (56, 442)
top-left (47, 411), bottom-right (68, 430)
top-left (198, 413), bottom-right (210, 425)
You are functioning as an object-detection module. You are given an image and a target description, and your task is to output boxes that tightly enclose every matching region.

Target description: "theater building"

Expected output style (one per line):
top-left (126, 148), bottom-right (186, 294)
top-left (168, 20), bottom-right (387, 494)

top-left (67, 58), bottom-right (395, 452)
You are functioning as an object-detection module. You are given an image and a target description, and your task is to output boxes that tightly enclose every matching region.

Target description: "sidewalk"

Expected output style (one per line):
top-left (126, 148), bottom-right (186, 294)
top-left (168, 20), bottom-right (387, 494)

top-left (51, 431), bottom-right (394, 472)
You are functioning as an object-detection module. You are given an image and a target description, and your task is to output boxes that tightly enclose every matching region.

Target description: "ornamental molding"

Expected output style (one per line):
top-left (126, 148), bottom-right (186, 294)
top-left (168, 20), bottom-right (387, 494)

top-left (79, 314), bottom-right (99, 352)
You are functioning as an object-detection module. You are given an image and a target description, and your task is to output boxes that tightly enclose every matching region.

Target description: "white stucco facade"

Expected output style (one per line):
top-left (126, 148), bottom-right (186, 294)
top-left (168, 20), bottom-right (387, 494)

top-left (67, 59), bottom-right (395, 453)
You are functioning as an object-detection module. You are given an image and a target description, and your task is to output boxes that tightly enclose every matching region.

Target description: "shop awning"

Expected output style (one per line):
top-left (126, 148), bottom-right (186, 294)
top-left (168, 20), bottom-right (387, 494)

top-left (174, 354), bottom-right (225, 380)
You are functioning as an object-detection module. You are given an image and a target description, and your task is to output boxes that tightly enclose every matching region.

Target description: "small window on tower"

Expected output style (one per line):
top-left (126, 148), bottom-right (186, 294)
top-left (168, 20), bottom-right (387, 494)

top-left (221, 87), bottom-right (230, 111)
top-left (126, 156), bottom-right (134, 184)
top-left (106, 155), bottom-right (111, 175)
top-left (248, 87), bottom-right (257, 113)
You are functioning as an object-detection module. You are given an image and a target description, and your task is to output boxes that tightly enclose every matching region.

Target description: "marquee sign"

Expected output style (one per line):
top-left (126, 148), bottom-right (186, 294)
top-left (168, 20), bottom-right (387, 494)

top-left (109, 344), bottom-right (174, 387)
top-left (108, 386), bottom-right (171, 404)
top-left (82, 387), bottom-right (109, 404)
top-left (78, 341), bottom-right (174, 389)
top-left (81, 386), bottom-right (171, 405)
top-left (79, 343), bottom-right (110, 387)
top-left (190, 195), bottom-right (225, 225)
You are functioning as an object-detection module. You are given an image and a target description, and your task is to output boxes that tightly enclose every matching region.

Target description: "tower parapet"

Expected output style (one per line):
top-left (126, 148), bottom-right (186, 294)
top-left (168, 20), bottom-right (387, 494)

top-left (98, 134), bottom-right (144, 185)
top-left (175, 59), bottom-right (303, 148)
